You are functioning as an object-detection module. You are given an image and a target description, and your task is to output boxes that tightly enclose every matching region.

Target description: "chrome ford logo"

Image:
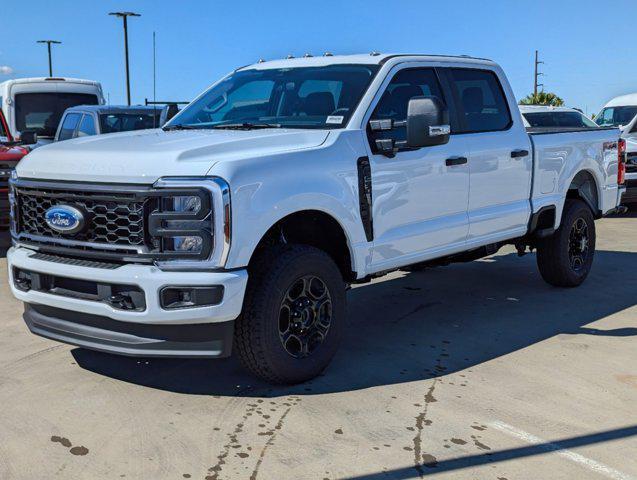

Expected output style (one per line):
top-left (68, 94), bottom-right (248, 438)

top-left (44, 205), bottom-right (85, 234)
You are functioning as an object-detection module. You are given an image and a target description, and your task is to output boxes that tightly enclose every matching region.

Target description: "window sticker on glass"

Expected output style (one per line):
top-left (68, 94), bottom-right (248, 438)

top-left (326, 115), bottom-right (344, 124)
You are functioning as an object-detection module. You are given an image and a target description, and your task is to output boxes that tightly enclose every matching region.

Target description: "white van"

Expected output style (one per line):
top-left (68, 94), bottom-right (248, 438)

top-left (0, 77), bottom-right (104, 146)
top-left (596, 94), bottom-right (637, 203)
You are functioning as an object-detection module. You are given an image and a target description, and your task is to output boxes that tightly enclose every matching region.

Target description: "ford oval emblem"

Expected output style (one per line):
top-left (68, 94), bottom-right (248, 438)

top-left (44, 205), bottom-right (85, 234)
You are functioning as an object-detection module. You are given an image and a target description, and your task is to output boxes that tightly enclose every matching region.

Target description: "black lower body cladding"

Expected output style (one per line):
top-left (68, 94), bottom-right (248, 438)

top-left (23, 303), bottom-right (234, 358)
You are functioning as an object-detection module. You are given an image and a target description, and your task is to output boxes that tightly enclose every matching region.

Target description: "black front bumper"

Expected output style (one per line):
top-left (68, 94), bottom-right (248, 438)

top-left (622, 180), bottom-right (637, 204)
top-left (24, 303), bottom-right (234, 358)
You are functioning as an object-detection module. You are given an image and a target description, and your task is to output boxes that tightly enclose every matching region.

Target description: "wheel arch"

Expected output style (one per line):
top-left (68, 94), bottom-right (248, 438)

top-left (244, 209), bottom-right (360, 282)
top-left (567, 169), bottom-right (601, 218)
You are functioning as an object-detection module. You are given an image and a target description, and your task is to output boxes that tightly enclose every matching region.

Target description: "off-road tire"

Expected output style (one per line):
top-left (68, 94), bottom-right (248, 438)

top-left (536, 199), bottom-right (596, 287)
top-left (234, 244), bottom-right (346, 384)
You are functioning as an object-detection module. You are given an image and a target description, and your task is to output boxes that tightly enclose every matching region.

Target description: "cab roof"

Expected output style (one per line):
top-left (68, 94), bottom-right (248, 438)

top-left (0, 77), bottom-right (101, 87)
top-left (238, 53), bottom-right (496, 71)
top-left (602, 93), bottom-right (637, 108)
top-left (64, 105), bottom-right (161, 115)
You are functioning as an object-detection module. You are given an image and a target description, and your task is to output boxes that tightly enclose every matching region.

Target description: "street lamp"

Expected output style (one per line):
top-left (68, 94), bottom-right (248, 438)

top-left (109, 11), bottom-right (141, 105)
top-left (36, 40), bottom-right (61, 77)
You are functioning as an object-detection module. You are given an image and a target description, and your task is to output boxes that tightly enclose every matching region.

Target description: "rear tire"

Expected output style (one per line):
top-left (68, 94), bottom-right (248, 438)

top-left (536, 199), bottom-right (595, 287)
top-left (235, 244), bottom-right (346, 384)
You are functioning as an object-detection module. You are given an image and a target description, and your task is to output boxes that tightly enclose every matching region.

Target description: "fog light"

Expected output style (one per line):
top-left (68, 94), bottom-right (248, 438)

top-left (160, 286), bottom-right (224, 309)
top-left (13, 268), bottom-right (32, 292)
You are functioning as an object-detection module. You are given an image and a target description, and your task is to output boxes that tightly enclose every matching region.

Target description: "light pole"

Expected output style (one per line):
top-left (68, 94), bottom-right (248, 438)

top-left (109, 11), bottom-right (141, 105)
top-left (36, 40), bottom-right (61, 77)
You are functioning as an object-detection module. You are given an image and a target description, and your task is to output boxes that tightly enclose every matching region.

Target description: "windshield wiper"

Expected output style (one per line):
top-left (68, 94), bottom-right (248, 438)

top-left (162, 124), bottom-right (202, 131)
top-left (211, 122), bottom-right (282, 130)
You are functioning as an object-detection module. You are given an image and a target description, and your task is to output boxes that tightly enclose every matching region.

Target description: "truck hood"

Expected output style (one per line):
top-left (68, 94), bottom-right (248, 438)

top-left (16, 128), bottom-right (330, 183)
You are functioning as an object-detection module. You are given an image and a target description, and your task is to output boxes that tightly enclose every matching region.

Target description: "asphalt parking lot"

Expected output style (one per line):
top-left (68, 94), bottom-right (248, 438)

top-left (0, 213), bottom-right (635, 480)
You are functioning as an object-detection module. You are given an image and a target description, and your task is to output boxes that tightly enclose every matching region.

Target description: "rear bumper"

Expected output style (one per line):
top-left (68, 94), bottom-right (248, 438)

top-left (622, 180), bottom-right (637, 204)
top-left (24, 303), bottom-right (234, 358)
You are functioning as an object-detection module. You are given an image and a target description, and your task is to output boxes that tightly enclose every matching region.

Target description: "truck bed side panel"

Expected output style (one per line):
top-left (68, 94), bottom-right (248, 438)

top-left (529, 128), bottom-right (621, 228)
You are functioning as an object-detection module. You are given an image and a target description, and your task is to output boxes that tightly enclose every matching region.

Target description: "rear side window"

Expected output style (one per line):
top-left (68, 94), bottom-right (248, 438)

top-left (448, 69), bottom-right (511, 133)
top-left (77, 114), bottom-right (96, 137)
top-left (523, 111), bottom-right (597, 128)
top-left (370, 68), bottom-right (444, 145)
top-left (57, 113), bottom-right (81, 141)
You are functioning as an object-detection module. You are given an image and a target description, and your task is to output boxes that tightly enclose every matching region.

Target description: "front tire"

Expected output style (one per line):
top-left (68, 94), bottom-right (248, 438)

top-left (536, 199), bottom-right (596, 287)
top-left (235, 244), bottom-right (346, 384)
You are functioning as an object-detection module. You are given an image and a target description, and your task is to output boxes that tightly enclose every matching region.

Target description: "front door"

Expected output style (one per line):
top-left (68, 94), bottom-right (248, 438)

top-left (365, 66), bottom-right (470, 273)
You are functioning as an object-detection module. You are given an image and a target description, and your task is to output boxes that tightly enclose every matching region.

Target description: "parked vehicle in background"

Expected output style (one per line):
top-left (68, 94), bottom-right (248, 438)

top-left (54, 105), bottom-right (165, 142)
top-left (0, 77), bottom-right (104, 147)
top-left (8, 54), bottom-right (626, 384)
top-left (595, 93), bottom-right (637, 131)
top-left (519, 105), bottom-right (598, 130)
top-left (596, 94), bottom-right (637, 204)
top-left (0, 109), bottom-right (29, 228)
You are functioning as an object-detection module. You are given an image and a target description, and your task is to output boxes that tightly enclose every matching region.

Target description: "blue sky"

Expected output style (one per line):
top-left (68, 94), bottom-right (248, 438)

top-left (1, 0), bottom-right (635, 115)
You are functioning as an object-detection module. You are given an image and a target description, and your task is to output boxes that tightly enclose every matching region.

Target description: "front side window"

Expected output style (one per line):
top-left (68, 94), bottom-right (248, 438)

top-left (14, 92), bottom-right (99, 138)
top-left (369, 68), bottom-right (445, 146)
top-left (100, 113), bottom-right (162, 134)
top-left (448, 69), bottom-right (511, 133)
top-left (523, 111), bottom-right (597, 128)
top-left (57, 113), bottom-right (81, 141)
top-left (595, 106), bottom-right (637, 127)
top-left (77, 114), bottom-right (96, 137)
top-left (168, 65), bottom-right (379, 130)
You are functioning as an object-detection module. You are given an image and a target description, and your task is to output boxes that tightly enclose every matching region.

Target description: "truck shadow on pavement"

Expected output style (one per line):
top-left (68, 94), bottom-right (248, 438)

top-left (72, 247), bottom-right (637, 397)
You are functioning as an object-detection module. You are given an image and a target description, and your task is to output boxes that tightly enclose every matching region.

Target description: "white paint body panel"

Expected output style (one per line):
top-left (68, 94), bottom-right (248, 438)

top-left (9, 54), bottom-right (624, 325)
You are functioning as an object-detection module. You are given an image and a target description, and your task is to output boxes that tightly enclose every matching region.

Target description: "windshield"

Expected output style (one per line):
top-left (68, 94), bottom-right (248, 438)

top-left (523, 111), bottom-right (598, 128)
top-left (15, 92), bottom-right (99, 138)
top-left (595, 106), bottom-right (637, 127)
top-left (100, 113), bottom-right (161, 134)
top-left (168, 64), bottom-right (379, 130)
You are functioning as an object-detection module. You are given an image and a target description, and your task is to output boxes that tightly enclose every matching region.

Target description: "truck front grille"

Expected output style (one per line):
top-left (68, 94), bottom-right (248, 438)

top-left (18, 188), bottom-right (148, 247)
top-left (10, 178), bottom-right (215, 264)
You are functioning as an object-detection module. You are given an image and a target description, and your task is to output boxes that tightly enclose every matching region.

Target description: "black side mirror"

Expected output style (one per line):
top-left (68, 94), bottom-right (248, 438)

top-left (20, 130), bottom-right (38, 145)
top-left (406, 96), bottom-right (450, 148)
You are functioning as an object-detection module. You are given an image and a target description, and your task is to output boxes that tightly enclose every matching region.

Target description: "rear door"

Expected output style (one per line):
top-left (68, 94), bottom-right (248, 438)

top-left (364, 64), bottom-right (471, 272)
top-left (442, 68), bottom-right (532, 242)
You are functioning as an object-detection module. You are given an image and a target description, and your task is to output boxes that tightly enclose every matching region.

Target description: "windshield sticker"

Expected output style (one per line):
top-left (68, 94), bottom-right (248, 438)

top-left (326, 115), bottom-right (344, 125)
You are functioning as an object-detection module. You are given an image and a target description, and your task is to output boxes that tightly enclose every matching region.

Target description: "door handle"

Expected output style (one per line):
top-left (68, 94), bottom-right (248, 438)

top-left (511, 149), bottom-right (529, 158)
top-left (445, 156), bottom-right (468, 166)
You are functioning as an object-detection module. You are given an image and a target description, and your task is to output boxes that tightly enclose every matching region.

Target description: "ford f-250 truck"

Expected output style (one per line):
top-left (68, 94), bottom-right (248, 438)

top-left (7, 54), bottom-right (626, 384)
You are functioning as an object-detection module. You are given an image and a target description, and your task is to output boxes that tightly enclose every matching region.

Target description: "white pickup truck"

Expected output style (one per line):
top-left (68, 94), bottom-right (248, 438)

top-left (8, 54), bottom-right (626, 384)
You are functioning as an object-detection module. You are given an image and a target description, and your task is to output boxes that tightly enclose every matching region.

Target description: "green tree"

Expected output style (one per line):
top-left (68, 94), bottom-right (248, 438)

top-left (519, 91), bottom-right (565, 106)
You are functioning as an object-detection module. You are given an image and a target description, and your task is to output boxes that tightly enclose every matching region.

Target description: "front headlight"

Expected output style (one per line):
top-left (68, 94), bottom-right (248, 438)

top-left (167, 195), bottom-right (205, 253)
top-left (151, 177), bottom-right (231, 270)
